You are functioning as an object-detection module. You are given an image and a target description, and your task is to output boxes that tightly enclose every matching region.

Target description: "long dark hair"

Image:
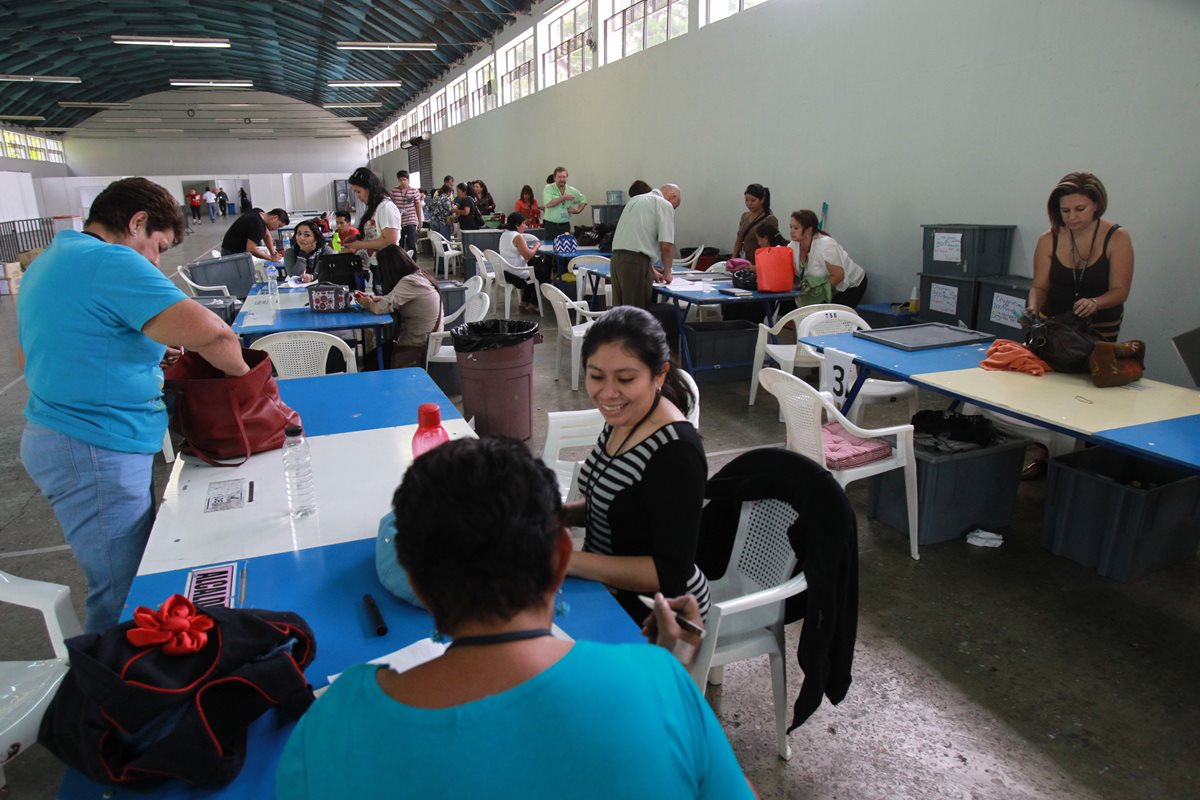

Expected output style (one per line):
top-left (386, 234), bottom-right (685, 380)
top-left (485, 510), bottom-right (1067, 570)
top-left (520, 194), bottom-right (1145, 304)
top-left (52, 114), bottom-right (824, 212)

top-left (745, 183), bottom-right (772, 215)
top-left (791, 209), bottom-right (827, 237)
top-left (348, 167), bottom-right (388, 232)
top-left (581, 306), bottom-right (694, 418)
top-left (756, 222), bottom-right (788, 248)
top-left (520, 184), bottom-right (535, 204)
top-left (292, 220), bottom-right (325, 253)
top-left (375, 244), bottom-right (441, 299)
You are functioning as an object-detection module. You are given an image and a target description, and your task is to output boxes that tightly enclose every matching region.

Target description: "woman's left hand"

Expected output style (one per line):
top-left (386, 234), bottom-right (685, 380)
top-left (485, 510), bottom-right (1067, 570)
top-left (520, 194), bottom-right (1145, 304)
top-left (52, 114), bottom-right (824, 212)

top-left (301, 272), bottom-right (313, 282)
top-left (1073, 296), bottom-right (1100, 317)
top-left (159, 346), bottom-right (183, 368)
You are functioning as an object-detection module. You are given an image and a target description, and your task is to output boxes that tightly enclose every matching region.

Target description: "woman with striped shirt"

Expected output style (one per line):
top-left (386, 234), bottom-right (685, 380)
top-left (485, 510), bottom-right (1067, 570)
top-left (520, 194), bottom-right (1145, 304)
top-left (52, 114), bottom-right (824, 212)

top-left (565, 307), bottom-right (711, 623)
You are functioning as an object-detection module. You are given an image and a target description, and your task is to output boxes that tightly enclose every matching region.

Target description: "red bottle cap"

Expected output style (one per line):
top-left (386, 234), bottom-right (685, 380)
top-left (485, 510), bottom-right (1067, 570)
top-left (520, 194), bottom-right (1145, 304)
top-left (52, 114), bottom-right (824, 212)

top-left (417, 402), bottom-right (442, 428)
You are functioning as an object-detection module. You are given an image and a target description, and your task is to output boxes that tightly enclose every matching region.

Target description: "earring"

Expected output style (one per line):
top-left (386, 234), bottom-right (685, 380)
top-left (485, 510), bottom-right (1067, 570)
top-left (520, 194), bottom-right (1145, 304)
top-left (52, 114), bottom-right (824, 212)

top-left (554, 588), bottom-right (571, 619)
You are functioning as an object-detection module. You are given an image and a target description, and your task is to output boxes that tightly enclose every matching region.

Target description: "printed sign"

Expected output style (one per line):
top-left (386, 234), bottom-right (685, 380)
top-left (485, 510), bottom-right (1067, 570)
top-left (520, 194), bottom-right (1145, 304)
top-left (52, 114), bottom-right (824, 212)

top-left (185, 563), bottom-right (237, 608)
top-left (932, 232), bottom-right (962, 262)
top-left (929, 283), bottom-right (959, 316)
top-left (205, 478), bottom-right (246, 513)
top-left (823, 348), bottom-right (858, 407)
top-left (989, 293), bottom-right (1026, 329)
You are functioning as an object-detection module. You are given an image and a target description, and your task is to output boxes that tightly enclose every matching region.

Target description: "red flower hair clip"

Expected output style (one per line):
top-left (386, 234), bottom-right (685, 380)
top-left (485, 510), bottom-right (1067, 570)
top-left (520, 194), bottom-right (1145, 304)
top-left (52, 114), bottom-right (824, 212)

top-left (126, 595), bottom-right (215, 655)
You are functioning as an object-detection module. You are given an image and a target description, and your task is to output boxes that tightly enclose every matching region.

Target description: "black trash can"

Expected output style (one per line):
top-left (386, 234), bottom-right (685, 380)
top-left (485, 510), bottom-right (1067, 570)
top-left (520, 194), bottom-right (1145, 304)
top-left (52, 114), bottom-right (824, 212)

top-left (452, 320), bottom-right (541, 440)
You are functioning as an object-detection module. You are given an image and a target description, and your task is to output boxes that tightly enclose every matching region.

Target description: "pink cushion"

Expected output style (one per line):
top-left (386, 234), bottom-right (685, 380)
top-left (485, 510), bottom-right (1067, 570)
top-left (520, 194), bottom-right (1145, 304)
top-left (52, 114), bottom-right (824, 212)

top-left (821, 421), bottom-right (892, 469)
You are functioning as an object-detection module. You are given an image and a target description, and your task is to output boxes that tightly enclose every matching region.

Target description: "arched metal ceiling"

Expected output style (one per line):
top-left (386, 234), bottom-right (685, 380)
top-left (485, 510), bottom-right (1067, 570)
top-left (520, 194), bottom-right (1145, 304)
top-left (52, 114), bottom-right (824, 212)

top-left (0, 0), bottom-right (529, 135)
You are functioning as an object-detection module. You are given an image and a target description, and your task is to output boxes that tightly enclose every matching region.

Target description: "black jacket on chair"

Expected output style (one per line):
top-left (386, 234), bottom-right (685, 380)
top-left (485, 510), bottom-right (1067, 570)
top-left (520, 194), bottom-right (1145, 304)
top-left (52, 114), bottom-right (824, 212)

top-left (697, 448), bottom-right (859, 731)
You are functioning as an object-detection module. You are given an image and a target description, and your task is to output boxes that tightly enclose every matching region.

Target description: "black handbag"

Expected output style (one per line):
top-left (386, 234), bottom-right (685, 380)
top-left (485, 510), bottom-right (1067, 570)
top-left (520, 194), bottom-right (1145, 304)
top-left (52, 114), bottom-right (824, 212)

top-left (732, 268), bottom-right (758, 291)
top-left (1025, 313), bottom-right (1098, 373)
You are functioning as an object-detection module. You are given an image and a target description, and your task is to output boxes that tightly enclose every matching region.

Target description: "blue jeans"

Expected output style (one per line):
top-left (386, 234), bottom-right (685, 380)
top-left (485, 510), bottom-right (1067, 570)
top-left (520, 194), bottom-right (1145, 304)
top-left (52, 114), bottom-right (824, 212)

top-left (207, 202), bottom-right (218, 222)
top-left (21, 422), bottom-right (156, 632)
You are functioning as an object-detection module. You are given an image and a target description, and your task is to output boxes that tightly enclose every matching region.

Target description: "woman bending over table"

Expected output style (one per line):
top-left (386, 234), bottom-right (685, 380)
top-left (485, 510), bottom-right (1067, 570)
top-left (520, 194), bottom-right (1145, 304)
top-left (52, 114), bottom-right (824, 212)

top-left (342, 167), bottom-right (401, 266)
top-left (282, 219), bottom-right (331, 280)
top-left (788, 209), bottom-right (868, 309)
top-left (1027, 171), bottom-right (1133, 342)
top-left (732, 183), bottom-right (778, 265)
top-left (356, 245), bottom-right (442, 369)
top-left (564, 307), bottom-right (711, 624)
top-left (276, 437), bottom-right (752, 799)
top-left (499, 212), bottom-right (553, 313)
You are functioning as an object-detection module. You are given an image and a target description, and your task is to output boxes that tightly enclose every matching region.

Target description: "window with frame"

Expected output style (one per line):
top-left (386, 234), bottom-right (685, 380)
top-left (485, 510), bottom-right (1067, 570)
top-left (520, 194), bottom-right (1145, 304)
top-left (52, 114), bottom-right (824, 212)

top-left (431, 90), bottom-right (447, 133)
top-left (470, 60), bottom-right (497, 117)
top-left (499, 32), bottom-right (536, 105)
top-left (417, 102), bottom-right (431, 136)
top-left (702, 0), bottom-right (768, 26)
top-left (28, 134), bottom-right (46, 161)
top-left (3, 130), bottom-right (29, 160)
top-left (447, 77), bottom-right (469, 126)
top-left (46, 137), bottom-right (64, 163)
top-left (605, 0), bottom-right (687, 63)
top-left (541, 0), bottom-right (594, 89)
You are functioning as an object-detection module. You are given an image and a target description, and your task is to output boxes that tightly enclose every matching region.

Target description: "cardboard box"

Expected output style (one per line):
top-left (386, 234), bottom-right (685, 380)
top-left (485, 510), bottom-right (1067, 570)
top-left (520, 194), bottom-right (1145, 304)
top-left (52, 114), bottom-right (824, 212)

top-left (17, 248), bottom-right (43, 269)
top-left (3, 262), bottom-right (20, 279)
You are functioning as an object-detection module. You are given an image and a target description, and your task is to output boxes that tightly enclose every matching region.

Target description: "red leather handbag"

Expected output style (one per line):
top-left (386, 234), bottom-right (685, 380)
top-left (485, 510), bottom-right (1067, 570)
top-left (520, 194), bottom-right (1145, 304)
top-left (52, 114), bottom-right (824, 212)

top-left (163, 348), bottom-right (300, 465)
top-left (754, 246), bottom-right (794, 292)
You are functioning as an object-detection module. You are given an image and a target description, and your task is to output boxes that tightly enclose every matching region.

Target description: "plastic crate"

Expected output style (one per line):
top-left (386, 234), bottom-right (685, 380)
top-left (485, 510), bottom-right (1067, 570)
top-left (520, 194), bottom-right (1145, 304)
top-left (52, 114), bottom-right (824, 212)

top-left (921, 224), bottom-right (1015, 278)
top-left (975, 275), bottom-right (1033, 337)
top-left (868, 436), bottom-right (1028, 545)
top-left (683, 320), bottom-right (757, 383)
top-left (918, 272), bottom-right (980, 328)
top-left (1043, 448), bottom-right (1200, 581)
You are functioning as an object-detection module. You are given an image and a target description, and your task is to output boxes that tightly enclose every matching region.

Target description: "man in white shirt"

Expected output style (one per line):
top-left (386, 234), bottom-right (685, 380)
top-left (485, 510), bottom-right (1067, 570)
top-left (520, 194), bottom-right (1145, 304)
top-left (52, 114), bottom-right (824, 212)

top-left (610, 184), bottom-right (681, 309)
top-left (202, 187), bottom-right (218, 223)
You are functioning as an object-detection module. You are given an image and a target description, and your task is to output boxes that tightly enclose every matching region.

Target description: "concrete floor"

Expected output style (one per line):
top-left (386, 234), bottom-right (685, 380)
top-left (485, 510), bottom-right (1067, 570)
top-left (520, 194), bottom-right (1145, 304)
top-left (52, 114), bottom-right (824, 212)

top-left (2, 218), bottom-right (1198, 799)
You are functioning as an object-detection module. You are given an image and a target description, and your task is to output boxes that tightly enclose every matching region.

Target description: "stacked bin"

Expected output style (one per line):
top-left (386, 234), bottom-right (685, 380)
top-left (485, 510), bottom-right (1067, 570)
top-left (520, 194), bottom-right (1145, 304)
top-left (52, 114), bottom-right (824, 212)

top-left (918, 224), bottom-right (1016, 328)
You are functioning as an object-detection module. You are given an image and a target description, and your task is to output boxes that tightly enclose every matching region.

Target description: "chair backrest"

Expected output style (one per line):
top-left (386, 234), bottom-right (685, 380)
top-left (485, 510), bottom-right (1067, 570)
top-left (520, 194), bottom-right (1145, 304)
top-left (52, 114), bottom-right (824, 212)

top-left (676, 368), bottom-right (701, 430)
top-left (463, 291), bottom-right (491, 323)
top-left (540, 282), bottom-right (581, 336)
top-left (758, 368), bottom-right (828, 468)
top-left (567, 254), bottom-right (610, 273)
top-left (250, 331), bottom-right (358, 379)
top-left (796, 309), bottom-right (869, 391)
top-left (541, 408), bottom-right (605, 498)
top-left (468, 244), bottom-right (492, 276)
top-left (674, 245), bottom-right (705, 267)
top-left (0, 570), bottom-right (83, 661)
top-left (484, 249), bottom-right (511, 288)
top-left (463, 274), bottom-right (485, 296)
top-left (721, 498), bottom-right (802, 633)
top-left (707, 261), bottom-right (728, 273)
top-left (776, 303), bottom-right (855, 336)
top-left (427, 228), bottom-right (449, 254)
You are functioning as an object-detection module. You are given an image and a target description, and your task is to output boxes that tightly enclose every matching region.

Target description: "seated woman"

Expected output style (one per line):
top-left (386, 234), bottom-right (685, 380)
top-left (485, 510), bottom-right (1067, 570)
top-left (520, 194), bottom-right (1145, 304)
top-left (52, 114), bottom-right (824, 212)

top-left (732, 183), bottom-right (778, 265)
top-left (788, 209), bottom-right (868, 308)
top-left (282, 220), bottom-right (331, 280)
top-left (276, 437), bottom-right (751, 799)
top-left (514, 184), bottom-right (542, 227)
top-left (564, 307), bottom-right (711, 623)
top-left (499, 212), bottom-right (553, 314)
top-left (755, 222), bottom-right (790, 249)
top-left (355, 245), bottom-right (442, 369)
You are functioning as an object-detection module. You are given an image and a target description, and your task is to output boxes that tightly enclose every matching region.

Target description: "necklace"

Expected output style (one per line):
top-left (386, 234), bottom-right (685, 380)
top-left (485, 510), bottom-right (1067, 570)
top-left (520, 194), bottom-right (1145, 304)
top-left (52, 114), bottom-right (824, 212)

top-left (447, 628), bottom-right (553, 649)
top-left (583, 392), bottom-right (663, 526)
top-left (1068, 218), bottom-right (1101, 298)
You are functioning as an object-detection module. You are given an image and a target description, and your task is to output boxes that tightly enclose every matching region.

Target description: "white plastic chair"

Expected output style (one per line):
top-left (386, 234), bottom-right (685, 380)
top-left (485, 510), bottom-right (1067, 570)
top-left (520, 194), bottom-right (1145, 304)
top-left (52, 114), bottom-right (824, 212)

top-left (541, 282), bottom-right (605, 390)
top-left (748, 304), bottom-right (853, 406)
top-left (568, 255), bottom-right (612, 309)
top-left (426, 292), bottom-right (491, 369)
top-left (467, 244), bottom-right (494, 295)
top-left (676, 367), bottom-right (701, 431)
top-left (0, 570), bottom-right (83, 790)
top-left (672, 245), bottom-right (705, 269)
top-left (541, 408), bottom-right (606, 501)
top-left (443, 276), bottom-right (485, 327)
top-left (176, 265), bottom-right (232, 298)
top-left (688, 498), bottom-right (807, 761)
top-left (427, 229), bottom-right (463, 279)
top-left (487, 248), bottom-right (547, 319)
top-left (250, 331), bottom-right (358, 379)
top-left (759, 367), bottom-right (920, 560)
top-left (796, 309), bottom-right (919, 426)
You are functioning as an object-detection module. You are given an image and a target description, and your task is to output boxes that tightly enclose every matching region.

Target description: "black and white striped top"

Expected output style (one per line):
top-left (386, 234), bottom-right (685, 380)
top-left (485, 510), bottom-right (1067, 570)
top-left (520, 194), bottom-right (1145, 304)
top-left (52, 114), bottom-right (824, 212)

top-left (580, 421), bottom-right (711, 620)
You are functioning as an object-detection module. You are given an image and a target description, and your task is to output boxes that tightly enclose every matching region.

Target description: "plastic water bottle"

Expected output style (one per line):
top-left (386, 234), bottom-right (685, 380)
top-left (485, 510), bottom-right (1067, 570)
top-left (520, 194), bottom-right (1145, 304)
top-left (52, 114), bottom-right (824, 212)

top-left (265, 263), bottom-right (280, 304)
top-left (331, 231), bottom-right (342, 253)
top-left (280, 231), bottom-right (290, 250)
top-left (282, 424), bottom-right (317, 518)
top-left (411, 403), bottom-right (450, 458)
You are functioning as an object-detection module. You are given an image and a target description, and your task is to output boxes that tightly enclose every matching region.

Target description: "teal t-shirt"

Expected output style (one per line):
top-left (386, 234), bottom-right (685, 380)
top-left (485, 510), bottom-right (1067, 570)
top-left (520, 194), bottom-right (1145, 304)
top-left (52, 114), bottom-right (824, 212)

top-left (277, 641), bottom-right (753, 799)
top-left (19, 230), bottom-right (188, 453)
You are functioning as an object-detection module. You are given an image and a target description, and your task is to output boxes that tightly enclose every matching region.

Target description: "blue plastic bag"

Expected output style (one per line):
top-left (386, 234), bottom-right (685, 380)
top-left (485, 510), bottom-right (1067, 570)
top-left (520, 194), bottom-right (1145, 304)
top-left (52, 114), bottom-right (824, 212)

top-left (375, 511), bottom-right (425, 608)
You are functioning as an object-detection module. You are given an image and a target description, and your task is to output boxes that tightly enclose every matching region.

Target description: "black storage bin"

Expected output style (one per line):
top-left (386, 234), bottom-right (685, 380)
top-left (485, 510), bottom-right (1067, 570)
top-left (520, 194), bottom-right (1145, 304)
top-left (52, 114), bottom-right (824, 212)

top-left (975, 275), bottom-right (1033, 337)
top-left (919, 273), bottom-right (979, 328)
top-left (1043, 448), bottom-right (1200, 581)
top-left (191, 297), bottom-right (238, 325)
top-left (921, 224), bottom-right (1016, 278)
top-left (683, 320), bottom-right (757, 383)
top-left (868, 436), bottom-right (1028, 545)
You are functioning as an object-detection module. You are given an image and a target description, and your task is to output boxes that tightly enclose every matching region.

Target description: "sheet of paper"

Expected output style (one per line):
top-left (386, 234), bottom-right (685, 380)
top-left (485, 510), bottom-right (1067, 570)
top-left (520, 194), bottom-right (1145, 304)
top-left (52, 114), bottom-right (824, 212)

top-left (823, 348), bottom-right (859, 404)
top-left (205, 478), bottom-right (246, 512)
top-left (989, 293), bottom-right (1026, 329)
top-left (932, 232), bottom-right (962, 262)
top-left (929, 283), bottom-right (959, 315)
top-left (327, 636), bottom-right (448, 684)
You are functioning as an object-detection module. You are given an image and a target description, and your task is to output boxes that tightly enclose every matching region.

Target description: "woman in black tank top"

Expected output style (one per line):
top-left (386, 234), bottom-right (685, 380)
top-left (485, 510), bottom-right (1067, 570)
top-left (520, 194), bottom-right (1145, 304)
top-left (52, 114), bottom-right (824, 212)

top-left (1028, 171), bottom-right (1135, 343)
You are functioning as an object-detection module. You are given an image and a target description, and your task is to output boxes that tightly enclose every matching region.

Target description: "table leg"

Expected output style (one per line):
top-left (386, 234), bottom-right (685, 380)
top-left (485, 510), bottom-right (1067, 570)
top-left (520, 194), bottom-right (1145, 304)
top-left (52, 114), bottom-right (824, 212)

top-left (841, 366), bottom-right (870, 415)
top-left (672, 299), bottom-right (692, 372)
top-left (375, 326), bottom-right (385, 370)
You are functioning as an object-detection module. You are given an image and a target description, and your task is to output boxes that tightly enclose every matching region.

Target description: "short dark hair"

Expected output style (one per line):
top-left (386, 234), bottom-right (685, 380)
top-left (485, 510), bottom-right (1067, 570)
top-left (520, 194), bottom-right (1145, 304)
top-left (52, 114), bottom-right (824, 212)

top-left (628, 179), bottom-right (652, 197)
top-left (1047, 171), bottom-right (1108, 229)
top-left (443, 175), bottom-right (453, 183)
top-left (335, 210), bottom-right (352, 222)
top-left (396, 170), bottom-right (409, 180)
top-left (505, 211), bottom-right (525, 231)
top-left (266, 208), bottom-right (290, 225)
top-left (85, 177), bottom-right (185, 244)
top-left (392, 437), bottom-right (563, 632)
top-left (456, 182), bottom-right (470, 194)
top-left (582, 306), bottom-right (694, 417)
top-left (553, 166), bottom-right (567, 177)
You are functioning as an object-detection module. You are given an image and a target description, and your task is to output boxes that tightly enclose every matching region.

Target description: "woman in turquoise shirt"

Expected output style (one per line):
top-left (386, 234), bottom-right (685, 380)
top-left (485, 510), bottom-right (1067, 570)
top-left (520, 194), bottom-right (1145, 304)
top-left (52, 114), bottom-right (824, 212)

top-left (19, 178), bottom-right (248, 632)
top-left (278, 437), bottom-right (754, 800)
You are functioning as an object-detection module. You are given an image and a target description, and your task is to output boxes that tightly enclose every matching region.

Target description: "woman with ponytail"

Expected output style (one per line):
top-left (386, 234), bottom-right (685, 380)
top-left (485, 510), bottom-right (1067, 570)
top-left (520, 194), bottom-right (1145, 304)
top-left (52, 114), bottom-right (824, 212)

top-left (342, 167), bottom-right (401, 266)
top-left (563, 307), bottom-right (711, 624)
top-left (731, 183), bottom-right (778, 264)
top-left (788, 208), bottom-right (869, 308)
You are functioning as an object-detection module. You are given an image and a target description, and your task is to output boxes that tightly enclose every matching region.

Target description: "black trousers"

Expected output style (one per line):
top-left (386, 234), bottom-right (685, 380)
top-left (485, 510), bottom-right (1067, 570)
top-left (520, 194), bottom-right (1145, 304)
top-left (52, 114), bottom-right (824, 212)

top-left (831, 275), bottom-right (869, 309)
top-left (543, 221), bottom-right (570, 241)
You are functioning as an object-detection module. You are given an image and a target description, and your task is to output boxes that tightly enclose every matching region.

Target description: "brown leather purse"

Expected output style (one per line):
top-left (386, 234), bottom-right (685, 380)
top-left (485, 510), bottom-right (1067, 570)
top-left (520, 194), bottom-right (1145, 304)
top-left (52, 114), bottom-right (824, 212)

top-left (1089, 340), bottom-right (1146, 387)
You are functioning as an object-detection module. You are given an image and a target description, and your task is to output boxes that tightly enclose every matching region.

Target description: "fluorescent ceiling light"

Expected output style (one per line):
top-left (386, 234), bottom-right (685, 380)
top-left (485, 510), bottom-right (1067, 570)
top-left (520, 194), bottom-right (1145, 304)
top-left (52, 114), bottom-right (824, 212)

top-left (328, 80), bottom-right (402, 88)
top-left (0, 74), bottom-right (81, 84)
top-left (106, 117), bottom-right (162, 123)
top-left (112, 35), bottom-right (230, 48)
top-left (136, 128), bottom-right (184, 133)
top-left (215, 118), bottom-right (269, 122)
top-left (331, 116), bottom-right (369, 121)
top-left (169, 79), bottom-right (253, 88)
top-left (197, 103), bottom-right (263, 108)
top-left (0, 115), bottom-right (46, 121)
top-left (323, 103), bottom-right (383, 109)
top-left (316, 135), bottom-right (354, 138)
top-left (35, 127), bottom-right (72, 132)
top-left (336, 41), bottom-right (436, 51)
top-left (59, 101), bottom-right (132, 109)
top-left (229, 128), bottom-right (272, 133)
